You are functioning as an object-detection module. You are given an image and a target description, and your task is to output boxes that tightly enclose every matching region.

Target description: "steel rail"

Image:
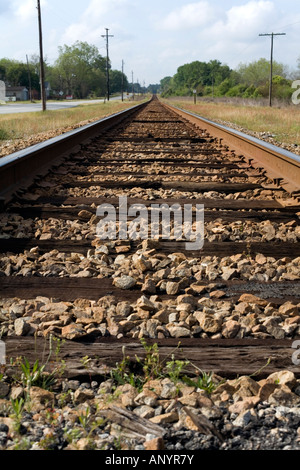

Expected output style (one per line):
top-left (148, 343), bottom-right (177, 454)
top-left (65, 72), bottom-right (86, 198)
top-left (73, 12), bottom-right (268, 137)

top-left (0, 100), bottom-right (150, 205)
top-left (162, 101), bottom-right (300, 195)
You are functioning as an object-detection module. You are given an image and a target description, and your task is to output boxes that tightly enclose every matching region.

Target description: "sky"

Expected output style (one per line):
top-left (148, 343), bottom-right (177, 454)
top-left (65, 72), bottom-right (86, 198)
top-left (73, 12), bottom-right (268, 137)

top-left (0, 0), bottom-right (299, 85)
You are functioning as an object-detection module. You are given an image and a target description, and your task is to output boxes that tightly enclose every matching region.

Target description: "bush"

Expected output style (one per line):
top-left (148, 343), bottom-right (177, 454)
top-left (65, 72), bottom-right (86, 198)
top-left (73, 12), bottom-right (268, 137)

top-left (225, 84), bottom-right (247, 97)
top-left (243, 84), bottom-right (257, 98)
top-left (273, 84), bottom-right (293, 101)
top-left (216, 78), bottom-right (233, 96)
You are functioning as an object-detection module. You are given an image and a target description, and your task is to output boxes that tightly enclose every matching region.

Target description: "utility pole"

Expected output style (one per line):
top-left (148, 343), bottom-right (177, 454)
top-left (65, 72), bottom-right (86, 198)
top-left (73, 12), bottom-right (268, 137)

top-left (259, 32), bottom-right (286, 107)
top-left (37, 0), bottom-right (46, 111)
top-left (101, 28), bottom-right (114, 101)
top-left (121, 60), bottom-right (124, 102)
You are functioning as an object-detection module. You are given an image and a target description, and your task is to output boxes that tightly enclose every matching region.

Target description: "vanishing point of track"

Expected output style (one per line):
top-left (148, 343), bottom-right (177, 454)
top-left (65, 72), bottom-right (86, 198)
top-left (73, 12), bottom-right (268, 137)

top-left (0, 96), bottom-right (300, 380)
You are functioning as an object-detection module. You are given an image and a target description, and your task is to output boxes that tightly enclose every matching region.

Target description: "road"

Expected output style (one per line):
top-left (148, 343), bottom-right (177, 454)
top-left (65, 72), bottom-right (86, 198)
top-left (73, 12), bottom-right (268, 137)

top-left (0, 96), bottom-right (130, 115)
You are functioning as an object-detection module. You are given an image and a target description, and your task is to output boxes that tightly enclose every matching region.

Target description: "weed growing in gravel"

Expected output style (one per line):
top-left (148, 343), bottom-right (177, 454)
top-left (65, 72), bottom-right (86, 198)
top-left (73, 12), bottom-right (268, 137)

top-left (80, 355), bottom-right (94, 385)
top-left (38, 432), bottom-right (59, 451)
top-left (182, 370), bottom-right (216, 394)
top-left (63, 406), bottom-right (106, 449)
top-left (111, 348), bottom-right (144, 391)
top-left (12, 335), bottom-right (66, 395)
top-left (110, 339), bottom-right (169, 391)
top-left (78, 406), bottom-right (92, 431)
top-left (109, 339), bottom-right (218, 394)
top-left (57, 390), bottom-right (72, 408)
top-left (10, 397), bottom-right (25, 432)
top-left (17, 357), bottom-right (57, 391)
top-left (0, 334), bottom-right (68, 436)
top-left (64, 427), bottom-right (83, 445)
top-left (137, 339), bottom-right (164, 381)
top-left (10, 437), bottom-right (31, 451)
top-left (166, 356), bottom-right (190, 384)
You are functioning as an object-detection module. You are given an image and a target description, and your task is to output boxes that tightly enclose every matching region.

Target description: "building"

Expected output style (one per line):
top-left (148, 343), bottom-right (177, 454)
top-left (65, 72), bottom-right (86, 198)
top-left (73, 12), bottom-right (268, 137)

top-left (5, 86), bottom-right (29, 101)
top-left (45, 81), bottom-right (51, 98)
top-left (0, 81), bottom-right (5, 102)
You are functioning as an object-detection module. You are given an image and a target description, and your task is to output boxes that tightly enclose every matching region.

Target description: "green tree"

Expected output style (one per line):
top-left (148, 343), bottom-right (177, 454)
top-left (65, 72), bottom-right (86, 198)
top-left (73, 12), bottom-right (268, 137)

top-left (0, 63), bottom-right (6, 81)
top-left (160, 76), bottom-right (173, 95)
top-left (109, 69), bottom-right (129, 94)
top-left (54, 41), bottom-right (107, 98)
top-left (236, 58), bottom-right (286, 87)
top-left (147, 84), bottom-right (160, 94)
top-left (167, 60), bottom-right (232, 96)
top-left (0, 58), bottom-right (40, 94)
top-left (0, 60), bottom-right (27, 86)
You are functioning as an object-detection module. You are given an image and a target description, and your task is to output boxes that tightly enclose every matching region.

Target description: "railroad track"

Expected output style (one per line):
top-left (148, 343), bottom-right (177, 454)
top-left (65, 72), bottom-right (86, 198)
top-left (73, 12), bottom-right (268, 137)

top-left (0, 95), bottom-right (300, 382)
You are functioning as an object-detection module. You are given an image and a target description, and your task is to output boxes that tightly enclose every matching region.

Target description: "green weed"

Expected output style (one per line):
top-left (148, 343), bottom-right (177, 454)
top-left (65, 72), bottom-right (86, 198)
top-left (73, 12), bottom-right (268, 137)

top-left (182, 370), bottom-right (217, 394)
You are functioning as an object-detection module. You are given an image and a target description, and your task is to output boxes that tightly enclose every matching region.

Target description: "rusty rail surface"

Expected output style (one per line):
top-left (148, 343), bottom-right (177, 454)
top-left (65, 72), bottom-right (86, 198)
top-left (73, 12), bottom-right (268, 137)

top-left (0, 100), bottom-right (150, 204)
top-left (163, 101), bottom-right (300, 195)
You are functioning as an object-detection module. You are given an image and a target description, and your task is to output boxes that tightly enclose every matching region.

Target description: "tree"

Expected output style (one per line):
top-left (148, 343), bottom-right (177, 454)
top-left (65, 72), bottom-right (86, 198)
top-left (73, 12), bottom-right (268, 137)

top-left (160, 76), bottom-right (173, 95)
top-left (0, 58), bottom-right (40, 92)
top-left (0, 63), bottom-right (6, 81)
top-left (236, 58), bottom-right (286, 87)
top-left (147, 84), bottom-right (160, 94)
top-left (54, 41), bottom-right (107, 98)
top-left (167, 60), bottom-right (232, 96)
top-left (208, 60), bottom-right (232, 86)
top-left (109, 69), bottom-right (129, 94)
top-left (159, 56), bottom-right (291, 101)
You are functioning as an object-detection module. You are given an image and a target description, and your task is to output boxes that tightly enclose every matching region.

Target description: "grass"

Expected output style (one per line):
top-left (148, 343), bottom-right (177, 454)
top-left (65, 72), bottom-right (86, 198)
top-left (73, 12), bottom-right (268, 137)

top-left (0, 98), bottom-right (145, 144)
top-left (0, 337), bottom-right (220, 449)
top-left (110, 339), bottom-right (218, 395)
top-left (2, 94), bottom-right (299, 152)
top-left (163, 96), bottom-right (300, 146)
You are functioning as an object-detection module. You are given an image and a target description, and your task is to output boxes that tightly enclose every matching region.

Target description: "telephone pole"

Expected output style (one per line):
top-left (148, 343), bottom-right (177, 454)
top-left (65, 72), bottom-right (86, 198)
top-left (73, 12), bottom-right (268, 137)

top-left (37, 0), bottom-right (46, 111)
top-left (259, 32), bottom-right (286, 107)
top-left (101, 28), bottom-right (114, 101)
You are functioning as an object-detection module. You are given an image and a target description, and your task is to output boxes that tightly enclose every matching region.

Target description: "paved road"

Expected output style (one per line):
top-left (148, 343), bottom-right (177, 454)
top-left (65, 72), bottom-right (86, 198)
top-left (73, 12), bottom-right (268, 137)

top-left (0, 96), bottom-right (129, 115)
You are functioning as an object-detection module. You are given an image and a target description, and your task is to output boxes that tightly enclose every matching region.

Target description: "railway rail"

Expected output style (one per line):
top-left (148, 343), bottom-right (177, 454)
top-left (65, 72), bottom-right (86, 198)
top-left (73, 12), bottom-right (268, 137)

top-left (0, 95), bottom-right (300, 450)
top-left (0, 95), bottom-right (300, 376)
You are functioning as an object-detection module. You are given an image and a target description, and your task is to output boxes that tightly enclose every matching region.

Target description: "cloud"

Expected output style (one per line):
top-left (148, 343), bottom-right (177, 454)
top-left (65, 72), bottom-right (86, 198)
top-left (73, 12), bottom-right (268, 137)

top-left (159, 1), bottom-right (275, 35)
top-left (158, 1), bottom-right (216, 31)
top-left (209, 1), bottom-right (275, 39)
top-left (61, 0), bottom-right (132, 45)
top-left (196, 0), bottom-right (277, 65)
top-left (13, 0), bottom-right (48, 23)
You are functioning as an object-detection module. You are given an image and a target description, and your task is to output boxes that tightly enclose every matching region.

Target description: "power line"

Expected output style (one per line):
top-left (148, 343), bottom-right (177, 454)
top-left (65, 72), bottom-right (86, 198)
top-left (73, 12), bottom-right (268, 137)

top-left (259, 32), bottom-right (286, 107)
top-left (274, 20), bottom-right (300, 31)
top-left (101, 28), bottom-right (114, 101)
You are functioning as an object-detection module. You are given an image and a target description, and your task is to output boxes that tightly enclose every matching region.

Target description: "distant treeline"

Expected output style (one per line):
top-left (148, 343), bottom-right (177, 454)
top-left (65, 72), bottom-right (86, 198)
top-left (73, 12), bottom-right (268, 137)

top-left (0, 41), bottom-right (155, 100)
top-left (160, 58), bottom-right (299, 101)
